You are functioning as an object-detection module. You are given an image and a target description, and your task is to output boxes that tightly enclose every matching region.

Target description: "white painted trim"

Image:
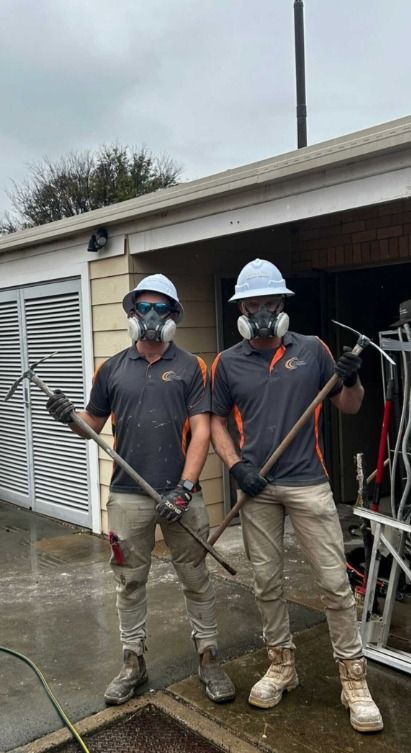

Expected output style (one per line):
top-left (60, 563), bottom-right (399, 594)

top-left (80, 264), bottom-right (101, 535)
top-left (0, 233), bottom-right (123, 289)
top-left (129, 162), bottom-right (411, 253)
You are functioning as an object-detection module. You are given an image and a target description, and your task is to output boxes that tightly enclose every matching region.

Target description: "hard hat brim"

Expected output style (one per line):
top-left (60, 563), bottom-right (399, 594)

top-left (229, 286), bottom-right (295, 302)
top-left (122, 289), bottom-right (184, 322)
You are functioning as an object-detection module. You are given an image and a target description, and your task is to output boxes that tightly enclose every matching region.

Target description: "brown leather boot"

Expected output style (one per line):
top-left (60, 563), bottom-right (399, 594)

top-left (198, 647), bottom-right (235, 703)
top-left (338, 657), bottom-right (383, 732)
top-left (248, 646), bottom-right (299, 708)
top-left (104, 649), bottom-right (148, 705)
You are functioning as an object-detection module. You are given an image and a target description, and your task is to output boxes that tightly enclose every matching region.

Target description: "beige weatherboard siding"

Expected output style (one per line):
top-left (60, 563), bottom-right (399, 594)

top-left (89, 253), bottom-right (134, 533)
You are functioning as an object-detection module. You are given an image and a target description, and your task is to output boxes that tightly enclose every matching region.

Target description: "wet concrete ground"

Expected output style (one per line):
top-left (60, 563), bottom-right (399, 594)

top-left (0, 499), bottom-right (409, 753)
top-left (171, 624), bottom-right (408, 753)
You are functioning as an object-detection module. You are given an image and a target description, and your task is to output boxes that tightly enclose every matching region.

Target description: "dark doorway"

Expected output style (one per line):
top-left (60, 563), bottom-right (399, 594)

top-left (332, 262), bottom-right (411, 502)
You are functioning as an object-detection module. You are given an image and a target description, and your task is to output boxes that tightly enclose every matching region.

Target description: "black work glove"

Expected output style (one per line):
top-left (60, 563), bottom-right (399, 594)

top-left (46, 389), bottom-right (75, 424)
top-left (156, 483), bottom-right (192, 523)
top-left (335, 347), bottom-right (362, 387)
top-left (230, 461), bottom-right (267, 497)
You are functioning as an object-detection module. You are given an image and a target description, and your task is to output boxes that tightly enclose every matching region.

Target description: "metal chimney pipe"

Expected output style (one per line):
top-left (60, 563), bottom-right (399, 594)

top-left (294, 0), bottom-right (307, 148)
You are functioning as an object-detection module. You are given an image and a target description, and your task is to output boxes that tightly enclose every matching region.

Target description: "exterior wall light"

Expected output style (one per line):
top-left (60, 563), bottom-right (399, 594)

top-left (87, 227), bottom-right (108, 252)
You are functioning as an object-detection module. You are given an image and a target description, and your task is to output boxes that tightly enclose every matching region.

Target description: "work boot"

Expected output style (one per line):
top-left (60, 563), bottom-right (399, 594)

top-left (198, 647), bottom-right (235, 703)
top-left (248, 646), bottom-right (299, 709)
top-left (338, 657), bottom-right (383, 733)
top-left (104, 649), bottom-right (148, 705)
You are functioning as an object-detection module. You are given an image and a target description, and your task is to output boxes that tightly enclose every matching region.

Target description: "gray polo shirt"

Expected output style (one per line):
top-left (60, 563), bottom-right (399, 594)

top-left (211, 332), bottom-right (342, 486)
top-left (86, 343), bottom-right (210, 493)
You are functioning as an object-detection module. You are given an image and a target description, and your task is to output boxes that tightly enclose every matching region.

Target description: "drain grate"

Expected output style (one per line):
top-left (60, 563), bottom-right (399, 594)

top-left (58, 705), bottom-right (225, 753)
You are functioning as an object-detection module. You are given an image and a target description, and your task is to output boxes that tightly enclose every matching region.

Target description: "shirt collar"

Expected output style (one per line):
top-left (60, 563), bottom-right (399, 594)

top-left (128, 342), bottom-right (176, 361)
top-left (241, 332), bottom-right (294, 355)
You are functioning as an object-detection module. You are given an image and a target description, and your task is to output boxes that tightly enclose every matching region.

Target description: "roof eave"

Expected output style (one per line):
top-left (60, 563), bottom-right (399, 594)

top-left (1, 115), bottom-right (411, 254)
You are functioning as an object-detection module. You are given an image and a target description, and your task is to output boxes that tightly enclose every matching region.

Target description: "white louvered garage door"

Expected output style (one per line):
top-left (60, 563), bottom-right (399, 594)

top-left (0, 280), bottom-right (91, 527)
top-left (0, 294), bottom-right (30, 507)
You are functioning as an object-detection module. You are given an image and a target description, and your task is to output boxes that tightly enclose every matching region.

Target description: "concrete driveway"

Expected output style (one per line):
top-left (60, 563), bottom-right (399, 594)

top-left (1, 499), bottom-right (409, 753)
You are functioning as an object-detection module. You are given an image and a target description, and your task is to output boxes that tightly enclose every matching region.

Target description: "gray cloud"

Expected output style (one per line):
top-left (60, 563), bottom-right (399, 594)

top-left (1, 0), bottom-right (411, 214)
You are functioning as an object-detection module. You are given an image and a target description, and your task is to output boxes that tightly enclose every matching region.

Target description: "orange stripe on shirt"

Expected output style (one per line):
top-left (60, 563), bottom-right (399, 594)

top-left (269, 344), bottom-right (286, 373)
top-left (111, 412), bottom-right (117, 474)
top-left (196, 355), bottom-right (208, 387)
top-left (210, 353), bottom-right (222, 387)
top-left (233, 404), bottom-right (245, 449)
top-left (314, 404), bottom-right (329, 477)
top-left (181, 417), bottom-right (191, 455)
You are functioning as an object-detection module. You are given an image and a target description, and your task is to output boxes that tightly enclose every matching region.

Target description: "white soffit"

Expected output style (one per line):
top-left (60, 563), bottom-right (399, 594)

top-left (129, 150), bottom-right (411, 253)
top-left (1, 115), bottom-right (411, 255)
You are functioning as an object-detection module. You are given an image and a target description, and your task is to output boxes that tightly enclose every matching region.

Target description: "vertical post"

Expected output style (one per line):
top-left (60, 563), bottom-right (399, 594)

top-left (294, 0), bottom-right (307, 148)
top-left (360, 522), bottom-right (381, 639)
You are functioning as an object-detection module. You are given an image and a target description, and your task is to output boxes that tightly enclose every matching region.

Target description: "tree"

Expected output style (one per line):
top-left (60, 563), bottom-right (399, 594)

top-left (1, 145), bottom-right (181, 232)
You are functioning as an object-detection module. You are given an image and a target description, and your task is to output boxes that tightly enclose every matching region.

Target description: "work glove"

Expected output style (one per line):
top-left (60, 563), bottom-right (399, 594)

top-left (230, 461), bottom-right (267, 497)
top-left (335, 347), bottom-right (362, 388)
top-left (156, 482), bottom-right (192, 523)
top-left (46, 388), bottom-right (75, 424)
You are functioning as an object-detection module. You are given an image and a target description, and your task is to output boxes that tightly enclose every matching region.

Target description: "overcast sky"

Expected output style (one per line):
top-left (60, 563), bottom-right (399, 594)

top-left (1, 0), bottom-right (411, 216)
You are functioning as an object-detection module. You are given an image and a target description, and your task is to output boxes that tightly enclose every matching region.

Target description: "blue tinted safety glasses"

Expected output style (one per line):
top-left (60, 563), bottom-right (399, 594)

top-left (135, 301), bottom-right (173, 316)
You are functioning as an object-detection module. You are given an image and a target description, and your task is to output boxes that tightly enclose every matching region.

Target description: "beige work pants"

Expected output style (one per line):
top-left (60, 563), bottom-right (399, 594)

top-left (239, 482), bottom-right (363, 659)
top-left (107, 490), bottom-right (218, 656)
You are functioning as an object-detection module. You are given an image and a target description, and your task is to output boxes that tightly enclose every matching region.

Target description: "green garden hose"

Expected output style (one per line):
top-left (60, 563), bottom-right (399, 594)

top-left (0, 646), bottom-right (90, 753)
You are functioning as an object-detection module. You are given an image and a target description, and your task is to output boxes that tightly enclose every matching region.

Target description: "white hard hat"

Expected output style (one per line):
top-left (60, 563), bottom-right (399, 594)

top-left (122, 274), bottom-right (184, 321)
top-left (229, 258), bottom-right (295, 301)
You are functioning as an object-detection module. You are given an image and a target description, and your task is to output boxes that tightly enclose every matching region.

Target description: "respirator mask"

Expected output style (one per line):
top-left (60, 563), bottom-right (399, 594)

top-left (128, 301), bottom-right (176, 343)
top-left (237, 298), bottom-right (289, 340)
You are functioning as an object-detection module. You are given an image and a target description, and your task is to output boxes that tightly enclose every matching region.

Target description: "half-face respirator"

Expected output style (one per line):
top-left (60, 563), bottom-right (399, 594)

top-left (237, 303), bottom-right (289, 340)
top-left (128, 301), bottom-right (176, 343)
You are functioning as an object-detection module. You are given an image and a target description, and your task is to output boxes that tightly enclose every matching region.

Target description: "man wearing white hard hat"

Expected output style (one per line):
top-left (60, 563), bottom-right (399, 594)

top-left (46, 273), bottom-right (235, 706)
top-left (210, 259), bottom-right (382, 733)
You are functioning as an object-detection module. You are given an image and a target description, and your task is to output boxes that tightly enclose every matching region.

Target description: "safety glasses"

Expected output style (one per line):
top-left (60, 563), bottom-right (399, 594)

top-left (244, 297), bottom-right (284, 315)
top-left (135, 301), bottom-right (173, 316)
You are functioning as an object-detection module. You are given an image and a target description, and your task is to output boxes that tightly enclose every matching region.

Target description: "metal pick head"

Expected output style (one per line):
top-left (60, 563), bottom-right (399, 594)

top-left (4, 374), bottom-right (27, 401)
top-left (28, 350), bottom-right (59, 371)
top-left (331, 320), bottom-right (396, 366)
top-left (4, 350), bottom-right (59, 402)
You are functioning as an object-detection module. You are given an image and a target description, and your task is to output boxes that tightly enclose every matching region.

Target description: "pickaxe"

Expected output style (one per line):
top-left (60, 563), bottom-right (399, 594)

top-left (5, 352), bottom-right (237, 576)
top-left (207, 322), bottom-right (396, 549)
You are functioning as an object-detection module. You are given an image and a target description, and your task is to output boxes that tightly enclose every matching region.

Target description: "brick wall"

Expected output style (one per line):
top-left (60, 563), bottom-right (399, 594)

top-left (291, 198), bottom-right (411, 273)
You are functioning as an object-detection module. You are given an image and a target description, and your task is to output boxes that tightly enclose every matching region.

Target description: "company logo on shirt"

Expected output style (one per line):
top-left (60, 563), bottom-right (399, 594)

top-left (285, 357), bottom-right (307, 370)
top-left (162, 370), bottom-right (182, 382)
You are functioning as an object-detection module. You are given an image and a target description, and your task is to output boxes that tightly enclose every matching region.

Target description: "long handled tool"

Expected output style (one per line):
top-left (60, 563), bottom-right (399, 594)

top-left (371, 378), bottom-right (394, 513)
top-left (208, 323), bottom-right (395, 548)
top-left (5, 354), bottom-right (237, 576)
top-left (357, 372), bottom-right (397, 606)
